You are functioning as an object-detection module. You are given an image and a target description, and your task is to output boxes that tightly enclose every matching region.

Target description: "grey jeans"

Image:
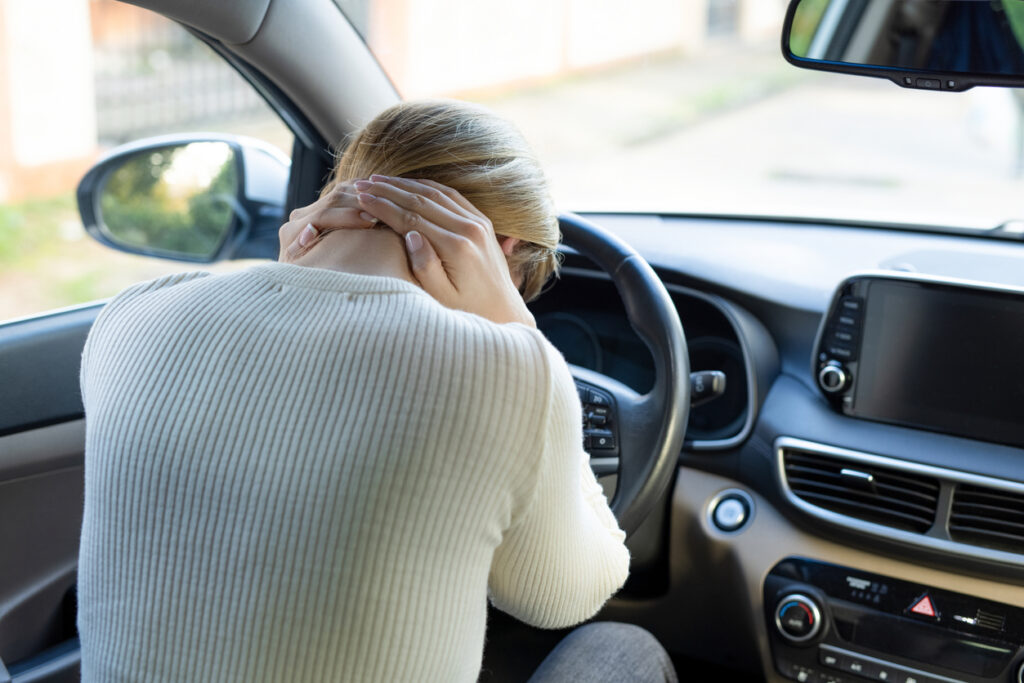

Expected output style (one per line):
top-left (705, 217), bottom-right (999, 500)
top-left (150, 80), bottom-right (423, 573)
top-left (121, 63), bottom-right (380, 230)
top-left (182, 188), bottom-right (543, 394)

top-left (527, 622), bottom-right (679, 683)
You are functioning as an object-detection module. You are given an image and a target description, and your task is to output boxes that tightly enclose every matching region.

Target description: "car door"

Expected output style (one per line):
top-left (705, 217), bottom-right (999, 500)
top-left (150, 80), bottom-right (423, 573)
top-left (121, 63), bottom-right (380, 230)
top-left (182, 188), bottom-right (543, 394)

top-left (0, 308), bottom-right (95, 682)
top-left (0, 4), bottom-right (300, 679)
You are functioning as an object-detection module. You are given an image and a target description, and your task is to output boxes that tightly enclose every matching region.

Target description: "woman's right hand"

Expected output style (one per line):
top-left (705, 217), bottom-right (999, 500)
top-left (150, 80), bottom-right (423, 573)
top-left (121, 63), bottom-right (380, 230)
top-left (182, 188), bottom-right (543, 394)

top-left (277, 180), bottom-right (379, 263)
top-left (354, 175), bottom-right (536, 327)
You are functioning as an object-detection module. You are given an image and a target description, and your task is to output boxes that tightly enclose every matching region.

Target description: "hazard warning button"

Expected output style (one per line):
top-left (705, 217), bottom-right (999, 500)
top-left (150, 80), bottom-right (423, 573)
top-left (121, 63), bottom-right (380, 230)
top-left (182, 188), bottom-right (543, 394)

top-left (909, 594), bottom-right (938, 618)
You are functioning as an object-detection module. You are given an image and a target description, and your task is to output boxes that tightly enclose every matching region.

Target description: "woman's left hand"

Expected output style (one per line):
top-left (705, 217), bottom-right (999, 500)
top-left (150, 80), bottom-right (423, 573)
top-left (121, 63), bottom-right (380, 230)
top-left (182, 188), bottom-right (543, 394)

top-left (277, 180), bottom-right (379, 262)
top-left (354, 175), bottom-right (536, 327)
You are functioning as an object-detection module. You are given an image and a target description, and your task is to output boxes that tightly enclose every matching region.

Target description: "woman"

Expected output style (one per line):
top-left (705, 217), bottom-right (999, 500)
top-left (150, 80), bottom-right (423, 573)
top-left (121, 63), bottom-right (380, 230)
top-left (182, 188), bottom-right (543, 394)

top-left (78, 100), bottom-right (676, 682)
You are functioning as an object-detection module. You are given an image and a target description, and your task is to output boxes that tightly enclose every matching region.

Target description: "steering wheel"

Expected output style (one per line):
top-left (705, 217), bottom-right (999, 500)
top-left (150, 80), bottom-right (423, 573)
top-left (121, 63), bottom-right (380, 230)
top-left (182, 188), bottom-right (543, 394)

top-left (558, 213), bottom-right (690, 536)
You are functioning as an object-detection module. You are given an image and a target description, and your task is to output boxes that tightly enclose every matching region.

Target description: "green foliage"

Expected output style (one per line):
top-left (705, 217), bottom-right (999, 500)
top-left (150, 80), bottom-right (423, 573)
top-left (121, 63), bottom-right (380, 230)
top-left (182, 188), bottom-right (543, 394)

top-left (0, 194), bottom-right (77, 268)
top-left (789, 0), bottom-right (831, 58)
top-left (100, 143), bottom-right (238, 259)
top-left (1002, 0), bottom-right (1024, 53)
top-left (47, 269), bottom-right (106, 305)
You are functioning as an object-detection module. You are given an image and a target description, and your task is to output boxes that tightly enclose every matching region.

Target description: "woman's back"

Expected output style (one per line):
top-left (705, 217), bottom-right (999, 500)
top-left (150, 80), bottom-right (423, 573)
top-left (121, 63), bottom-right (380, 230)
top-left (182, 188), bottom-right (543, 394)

top-left (78, 262), bottom-right (628, 682)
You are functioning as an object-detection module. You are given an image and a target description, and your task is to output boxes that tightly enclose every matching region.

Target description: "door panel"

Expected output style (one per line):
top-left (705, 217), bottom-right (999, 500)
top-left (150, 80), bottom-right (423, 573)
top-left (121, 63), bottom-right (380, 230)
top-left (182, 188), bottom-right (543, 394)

top-left (1, 307), bottom-right (97, 437)
top-left (0, 309), bottom-right (96, 681)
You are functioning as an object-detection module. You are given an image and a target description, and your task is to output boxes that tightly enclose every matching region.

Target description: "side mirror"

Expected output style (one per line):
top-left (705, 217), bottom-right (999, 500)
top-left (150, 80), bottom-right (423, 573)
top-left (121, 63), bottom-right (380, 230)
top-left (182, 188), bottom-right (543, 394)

top-left (783, 0), bottom-right (1024, 91)
top-left (77, 134), bottom-right (289, 262)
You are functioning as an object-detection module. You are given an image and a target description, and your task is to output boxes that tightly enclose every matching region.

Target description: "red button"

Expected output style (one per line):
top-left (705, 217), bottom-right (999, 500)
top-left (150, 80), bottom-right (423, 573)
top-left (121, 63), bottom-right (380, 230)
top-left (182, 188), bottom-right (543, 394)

top-left (910, 595), bottom-right (937, 617)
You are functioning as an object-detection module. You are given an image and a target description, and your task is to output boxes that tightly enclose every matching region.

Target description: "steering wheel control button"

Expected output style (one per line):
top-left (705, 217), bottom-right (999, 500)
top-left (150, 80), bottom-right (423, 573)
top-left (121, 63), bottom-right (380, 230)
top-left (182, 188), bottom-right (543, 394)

top-left (711, 494), bottom-right (751, 532)
top-left (577, 383), bottom-right (618, 454)
top-left (589, 430), bottom-right (615, 450)
top-left (775, 594), bottom-right (823, 643)
top-left (819, 364), bottom-right (849, 393)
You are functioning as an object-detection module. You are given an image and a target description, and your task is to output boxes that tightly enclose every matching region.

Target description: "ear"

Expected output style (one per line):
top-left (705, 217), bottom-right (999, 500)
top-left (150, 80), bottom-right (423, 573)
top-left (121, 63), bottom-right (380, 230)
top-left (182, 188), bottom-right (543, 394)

top-left (499, 236), bottom-right (520, 256)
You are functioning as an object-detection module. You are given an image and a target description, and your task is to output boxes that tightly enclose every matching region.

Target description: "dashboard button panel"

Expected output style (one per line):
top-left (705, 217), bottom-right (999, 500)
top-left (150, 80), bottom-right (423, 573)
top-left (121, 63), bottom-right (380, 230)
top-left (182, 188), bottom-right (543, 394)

top-left (815, 292), bottom-right (864, 401)
top-left (766, 558), bottom-right (1024, 683)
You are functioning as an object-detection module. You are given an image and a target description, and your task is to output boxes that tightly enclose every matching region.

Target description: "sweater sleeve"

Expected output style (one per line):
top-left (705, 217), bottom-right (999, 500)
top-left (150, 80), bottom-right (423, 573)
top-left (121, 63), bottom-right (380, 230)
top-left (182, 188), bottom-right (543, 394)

top-left (488, 336), bottom-right (630, 629)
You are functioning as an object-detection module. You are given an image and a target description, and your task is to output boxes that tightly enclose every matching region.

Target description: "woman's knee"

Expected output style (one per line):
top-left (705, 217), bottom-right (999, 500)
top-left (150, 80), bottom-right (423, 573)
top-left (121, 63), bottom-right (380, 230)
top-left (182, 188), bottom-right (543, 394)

top-left (530, 621), bottom-right (678, 683)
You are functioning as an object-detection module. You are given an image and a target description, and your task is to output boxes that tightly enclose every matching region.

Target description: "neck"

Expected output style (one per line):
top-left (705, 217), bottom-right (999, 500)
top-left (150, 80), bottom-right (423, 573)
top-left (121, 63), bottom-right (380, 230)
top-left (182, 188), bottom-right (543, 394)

top-left (292, 228), bottom-right (418, 285)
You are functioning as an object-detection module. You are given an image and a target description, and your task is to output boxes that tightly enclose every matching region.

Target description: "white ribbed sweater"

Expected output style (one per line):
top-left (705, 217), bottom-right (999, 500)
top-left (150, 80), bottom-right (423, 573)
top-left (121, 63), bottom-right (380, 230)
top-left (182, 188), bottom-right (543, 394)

top-left (78, 263), bottom-right (629, 682)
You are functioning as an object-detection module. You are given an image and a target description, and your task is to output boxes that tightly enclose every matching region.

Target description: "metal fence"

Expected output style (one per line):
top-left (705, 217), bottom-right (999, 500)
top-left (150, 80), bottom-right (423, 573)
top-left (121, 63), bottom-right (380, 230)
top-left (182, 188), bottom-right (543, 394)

top-left (90, 0), bottom-right (273, 146)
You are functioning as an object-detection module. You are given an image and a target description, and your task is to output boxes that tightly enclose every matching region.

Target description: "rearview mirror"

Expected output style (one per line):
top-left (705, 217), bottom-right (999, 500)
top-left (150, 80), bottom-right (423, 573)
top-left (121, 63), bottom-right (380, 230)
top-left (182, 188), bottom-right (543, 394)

top-left (78, 134), bottom-right (289, 262)
top-left (783, 0), bottom-right (1024, 91)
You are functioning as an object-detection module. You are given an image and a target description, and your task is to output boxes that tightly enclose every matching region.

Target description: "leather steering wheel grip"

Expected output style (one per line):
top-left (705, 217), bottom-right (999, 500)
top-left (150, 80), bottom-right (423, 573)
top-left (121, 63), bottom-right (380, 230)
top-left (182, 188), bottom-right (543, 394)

top-left (557, 213), bottom-right (690, 537)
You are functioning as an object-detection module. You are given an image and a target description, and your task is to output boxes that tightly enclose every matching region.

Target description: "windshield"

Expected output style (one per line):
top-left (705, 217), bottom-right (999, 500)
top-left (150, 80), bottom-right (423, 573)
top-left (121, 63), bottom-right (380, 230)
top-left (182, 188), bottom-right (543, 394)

top-left (337, 0), bottom-right (1024, 232)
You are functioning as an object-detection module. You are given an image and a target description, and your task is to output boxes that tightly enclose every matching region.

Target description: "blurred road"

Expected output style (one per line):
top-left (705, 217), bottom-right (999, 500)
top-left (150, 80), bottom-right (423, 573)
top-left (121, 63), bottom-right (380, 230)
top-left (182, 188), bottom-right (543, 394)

top-left (484, 42), bottom-right (1024, 230)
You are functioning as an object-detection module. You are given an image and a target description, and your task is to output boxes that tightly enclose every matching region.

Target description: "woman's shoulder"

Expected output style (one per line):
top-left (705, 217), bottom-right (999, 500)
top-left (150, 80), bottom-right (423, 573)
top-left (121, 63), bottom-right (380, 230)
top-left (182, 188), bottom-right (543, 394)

top-left (114, 270), bottom-right (213, 301)
top-left (438, 315), bottom-right (573, 388)
top-left (91, 270), bottom-right (213, 327)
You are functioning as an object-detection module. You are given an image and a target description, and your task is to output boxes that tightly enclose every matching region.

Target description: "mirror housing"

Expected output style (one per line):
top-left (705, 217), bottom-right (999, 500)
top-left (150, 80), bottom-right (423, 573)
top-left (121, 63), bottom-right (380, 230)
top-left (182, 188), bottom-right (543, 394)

top-left (77, 134), bottom-right (289, 262)
top-left (782, 0), bottom-right (1024, 91)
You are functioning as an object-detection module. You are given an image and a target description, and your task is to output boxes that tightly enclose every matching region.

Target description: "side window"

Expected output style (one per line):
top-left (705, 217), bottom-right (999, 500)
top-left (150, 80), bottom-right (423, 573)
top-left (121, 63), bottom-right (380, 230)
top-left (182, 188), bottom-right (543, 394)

top-left (0, 0), bottom-right (293, 322)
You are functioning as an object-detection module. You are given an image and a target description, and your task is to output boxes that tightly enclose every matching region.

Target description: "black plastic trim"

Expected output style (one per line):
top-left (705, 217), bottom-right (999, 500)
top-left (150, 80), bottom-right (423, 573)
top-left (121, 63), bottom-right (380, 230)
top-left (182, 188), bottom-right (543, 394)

top-left (780, 0), bottom-right (1024, 92)
top-left (0, 307), bottom-right (98, 438)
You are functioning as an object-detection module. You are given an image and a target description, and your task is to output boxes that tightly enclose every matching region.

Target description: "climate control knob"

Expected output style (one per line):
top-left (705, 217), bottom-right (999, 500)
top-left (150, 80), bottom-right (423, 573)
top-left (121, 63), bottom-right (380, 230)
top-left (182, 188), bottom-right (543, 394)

top-left (818, 363), bottom-right (848, 393)
top-left (775, 594), bottom-right (823, 643)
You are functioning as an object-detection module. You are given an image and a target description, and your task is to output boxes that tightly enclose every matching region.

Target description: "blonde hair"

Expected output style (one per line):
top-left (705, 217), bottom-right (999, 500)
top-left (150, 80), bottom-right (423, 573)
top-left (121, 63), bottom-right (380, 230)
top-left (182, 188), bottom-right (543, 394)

top-left (326, 99), bottom-right (561, 302)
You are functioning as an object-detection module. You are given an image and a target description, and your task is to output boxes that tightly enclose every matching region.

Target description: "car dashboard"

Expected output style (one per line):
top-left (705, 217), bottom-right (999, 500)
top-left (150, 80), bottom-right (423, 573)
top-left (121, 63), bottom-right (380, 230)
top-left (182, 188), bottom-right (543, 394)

top-left (533, 269), bottom-right (760, 447)
top-left (533, 213), bottom-right (1024, 683)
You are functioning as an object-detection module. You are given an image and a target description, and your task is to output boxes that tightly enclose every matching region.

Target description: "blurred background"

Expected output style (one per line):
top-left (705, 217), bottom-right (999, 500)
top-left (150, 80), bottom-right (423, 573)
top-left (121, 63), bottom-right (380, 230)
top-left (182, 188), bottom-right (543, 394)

top-left (2, 0), bottom-right (1024, 321)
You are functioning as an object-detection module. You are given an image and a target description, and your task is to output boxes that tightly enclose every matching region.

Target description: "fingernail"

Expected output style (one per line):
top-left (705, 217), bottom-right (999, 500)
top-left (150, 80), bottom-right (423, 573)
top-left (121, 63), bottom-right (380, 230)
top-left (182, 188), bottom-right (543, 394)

top-left (359, 211), bottom-right (378, 223)
top-left (358, 193), bottom-right (374, 204)
top-left (406, 230), bottom-right (423, 252)
top-left (299, 223), bottom-right (317, 247)
top-left (354, 179), bottom-right (372, 191)
top-left (370, 174), bottom-right (389, 182)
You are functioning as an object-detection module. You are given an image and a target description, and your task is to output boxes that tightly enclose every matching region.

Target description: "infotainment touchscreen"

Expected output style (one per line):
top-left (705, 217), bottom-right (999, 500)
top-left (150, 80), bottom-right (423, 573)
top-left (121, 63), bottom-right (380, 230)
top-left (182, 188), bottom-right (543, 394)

top-left (815, 276), bottom-right (1024, 449)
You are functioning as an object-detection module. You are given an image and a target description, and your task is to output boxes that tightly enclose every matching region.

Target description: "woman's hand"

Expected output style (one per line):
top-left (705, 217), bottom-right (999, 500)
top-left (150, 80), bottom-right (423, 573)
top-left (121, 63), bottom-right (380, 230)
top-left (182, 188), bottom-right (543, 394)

top-left (277, 180), bottom-right (378, 262)
top-left (354, 175), bottom-right (536, 327)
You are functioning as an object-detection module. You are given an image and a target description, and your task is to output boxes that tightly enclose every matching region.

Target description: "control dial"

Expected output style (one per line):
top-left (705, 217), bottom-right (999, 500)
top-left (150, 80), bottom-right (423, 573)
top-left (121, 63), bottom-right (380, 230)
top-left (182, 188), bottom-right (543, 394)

top-left (775, 593), bottom-right (823, 644)
top-left (818, 363), bottom-right (848, 393)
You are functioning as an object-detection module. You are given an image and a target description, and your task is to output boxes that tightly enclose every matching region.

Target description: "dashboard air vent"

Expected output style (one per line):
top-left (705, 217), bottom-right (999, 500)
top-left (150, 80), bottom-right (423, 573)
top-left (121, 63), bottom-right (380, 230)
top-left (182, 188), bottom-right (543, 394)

top-left (949, 484), bottom-right (1024, 553)
top-left (782, 448), bottom-right (940, 533)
